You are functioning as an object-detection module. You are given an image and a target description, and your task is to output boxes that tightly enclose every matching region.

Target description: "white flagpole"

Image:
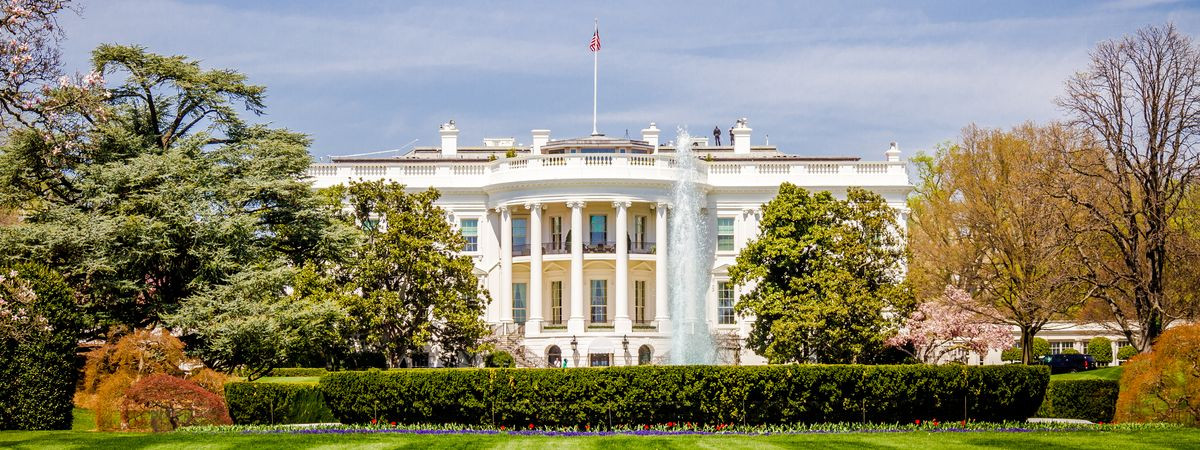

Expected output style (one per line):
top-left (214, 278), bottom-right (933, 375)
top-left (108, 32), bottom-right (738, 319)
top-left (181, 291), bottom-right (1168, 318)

top-left (592, 18), bottom-right (598, 136)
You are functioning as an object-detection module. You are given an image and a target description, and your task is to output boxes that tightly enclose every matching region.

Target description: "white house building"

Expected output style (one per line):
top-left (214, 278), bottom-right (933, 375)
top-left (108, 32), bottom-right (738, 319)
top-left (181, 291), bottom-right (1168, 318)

top-left (307, 119), bottom-right (913, 367)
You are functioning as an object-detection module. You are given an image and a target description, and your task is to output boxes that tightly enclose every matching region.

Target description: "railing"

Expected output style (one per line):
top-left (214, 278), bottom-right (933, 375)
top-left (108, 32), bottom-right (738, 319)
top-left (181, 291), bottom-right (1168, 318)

top-left (512, 243), bottom-right (530, 257)
top-left (543, 242), bottom-right (569, 255)
top-left (630, 241), bottom-right (655, 254)
top-left (404, 165), bottom-right (436, 176)
top-left (584, 241), bottom-right (616, 254)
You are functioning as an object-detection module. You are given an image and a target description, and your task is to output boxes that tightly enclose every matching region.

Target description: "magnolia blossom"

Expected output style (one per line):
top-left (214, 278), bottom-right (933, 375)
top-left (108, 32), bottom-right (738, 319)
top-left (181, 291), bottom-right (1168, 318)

top-left (886, 286), bottom-right (1014, 364)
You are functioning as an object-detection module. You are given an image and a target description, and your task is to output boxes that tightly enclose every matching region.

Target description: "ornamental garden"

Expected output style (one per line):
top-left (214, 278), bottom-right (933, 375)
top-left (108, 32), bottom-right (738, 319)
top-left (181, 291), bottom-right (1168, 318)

top-left (1, 2), bottom-right (1200, 448)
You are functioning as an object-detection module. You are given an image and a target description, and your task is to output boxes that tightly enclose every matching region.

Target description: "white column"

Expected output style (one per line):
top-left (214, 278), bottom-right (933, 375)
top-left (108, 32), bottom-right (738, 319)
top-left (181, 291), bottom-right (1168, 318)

top-left (526, 202), bottom-right (543, 336)
top-left (498, 205), bottom-right (513, 324)
top-left (655, 203), bottom-right (670, 328)
top-left (568, 200), bottom-right (586, 334)
top-left (614, 200), bottom-right (632, 333)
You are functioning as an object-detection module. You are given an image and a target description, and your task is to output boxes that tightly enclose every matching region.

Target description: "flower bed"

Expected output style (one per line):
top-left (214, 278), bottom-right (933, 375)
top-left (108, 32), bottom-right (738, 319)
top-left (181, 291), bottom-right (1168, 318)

top-left (178, 421), bottom-right (1182, 436)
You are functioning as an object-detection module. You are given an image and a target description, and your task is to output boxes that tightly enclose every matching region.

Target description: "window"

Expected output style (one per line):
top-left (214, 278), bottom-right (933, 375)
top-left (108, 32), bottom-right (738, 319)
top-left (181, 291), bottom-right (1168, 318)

top-left (590, 280), bottom-right (608, 323)
top-left (1050, 341), bottom-right (1074, 355)
top-left (512, 218), bottom-right (528, 251)
top-left (634, 280), bottom-right (647, 323)
top-left (589, 215), bottom-right (607, 245)
top-left (362, 217), bottom-right (380, 232)
top-left (718, 281), bottom-right (735, 324)
top-left (550, 216), bottom-right (563, 250)
top-left (589, 353), bottom-right (611, 367)
top-left (460, 219), bottom-right (478, 252)
top-left (717, 217), bottom-right (735, 251)
top-left (546, 345), bottom-right (562, 368)
top-left (638, 345), bottom-right (653, 365)
top-left (550, 281), bottom-right (563, 325)
top-left (512, 283), bottom-right (527, 324)
top-left (633, 215), bottom-right (647, 246)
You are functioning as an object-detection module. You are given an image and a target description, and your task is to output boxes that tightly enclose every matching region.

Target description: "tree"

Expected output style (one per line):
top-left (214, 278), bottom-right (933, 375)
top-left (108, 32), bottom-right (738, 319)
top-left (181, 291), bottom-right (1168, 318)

top-left (120, 374), bottom-right (231, 432)
top-left (167, 264), bottom-right (349, 380)
top-left (334, 181), bottom-right (489, 368)
top-left (886, 286), bottom-right (1013, 364)
top-left (0, 46), bottom-right (355, 334)
top-left (729, 183), bottom-right (909, 364)
top-left (1056, 24), bottom-right (1200, 351)
top-left (1116, 322), bottom-right (1200, 425)
top-left (908, 124), bottom-right (1089, 364)
top-left (1087, 336), bottom-right (1114, 366)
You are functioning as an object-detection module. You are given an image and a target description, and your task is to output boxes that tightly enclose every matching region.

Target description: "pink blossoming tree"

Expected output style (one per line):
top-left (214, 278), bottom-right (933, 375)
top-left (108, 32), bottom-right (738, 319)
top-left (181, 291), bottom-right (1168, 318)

top-left (886, 286), bottom-right (1014, 364)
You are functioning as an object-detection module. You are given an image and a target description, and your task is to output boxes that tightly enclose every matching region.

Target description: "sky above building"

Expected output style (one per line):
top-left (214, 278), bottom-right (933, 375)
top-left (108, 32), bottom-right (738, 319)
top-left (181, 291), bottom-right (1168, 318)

top-left (57, 0), bottom-right (1200, 160)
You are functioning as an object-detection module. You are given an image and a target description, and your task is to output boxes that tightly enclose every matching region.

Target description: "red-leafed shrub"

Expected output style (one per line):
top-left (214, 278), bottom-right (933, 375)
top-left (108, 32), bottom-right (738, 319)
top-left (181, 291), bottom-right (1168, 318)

top-left (1116, 323), bottom-right (1200, 426)
top-left (120, 374), bottom-right (231, 431)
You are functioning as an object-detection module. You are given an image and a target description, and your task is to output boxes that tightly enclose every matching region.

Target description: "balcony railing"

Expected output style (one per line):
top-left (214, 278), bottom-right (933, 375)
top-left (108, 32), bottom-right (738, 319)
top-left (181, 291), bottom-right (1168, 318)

top-left (584, 241), bottom-right (616, 254)
top-left (512, 243), bottom-right (530, 257)
top-left (630, 241), bottom-right (655, 254)
top-left (543, 242), bottom-right (569, 255)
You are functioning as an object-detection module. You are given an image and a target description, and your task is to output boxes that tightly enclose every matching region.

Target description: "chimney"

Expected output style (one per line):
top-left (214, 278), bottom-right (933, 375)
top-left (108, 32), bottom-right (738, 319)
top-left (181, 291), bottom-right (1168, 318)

top-left (439, 120), bottom-right (459, 156)
top-left (641, 122), bottom-right (661, 152)
top-left (732, 117), bottom-right (752, 154)
top-left (531, 129), bottom-right (551, 155)
top-left (886, 142), bottom-right (901, 162)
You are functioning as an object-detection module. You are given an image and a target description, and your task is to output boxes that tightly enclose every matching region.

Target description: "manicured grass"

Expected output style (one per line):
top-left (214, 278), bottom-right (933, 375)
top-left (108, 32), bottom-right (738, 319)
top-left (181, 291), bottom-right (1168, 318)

top-left (1051, 366), bottom-right (1123, 381)
top-left (70, 409), bottom-right (94, 432)
top-left (2, 428), bottom-right (1200, 449)
top-left (252, 376), bottom-right (321, 384)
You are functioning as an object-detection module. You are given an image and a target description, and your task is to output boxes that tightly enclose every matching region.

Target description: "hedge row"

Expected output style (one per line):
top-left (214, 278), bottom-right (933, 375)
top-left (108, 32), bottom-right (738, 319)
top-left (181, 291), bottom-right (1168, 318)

top-left (1036, 379), bottom-right (1118, 423)
top-left (266, 368), bottom-right (329, 377)
top-left (319, 365), bottom-right (1049, 426)
top-left (225, 382), bottom-right (336, 425)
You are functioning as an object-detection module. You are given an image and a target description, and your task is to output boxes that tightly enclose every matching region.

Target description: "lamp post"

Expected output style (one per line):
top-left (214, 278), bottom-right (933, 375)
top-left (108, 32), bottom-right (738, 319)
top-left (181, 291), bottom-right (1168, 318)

top-left (571, 335), bottom-right (579, 368)
top-left (622, 335), bottom-right (630, 366)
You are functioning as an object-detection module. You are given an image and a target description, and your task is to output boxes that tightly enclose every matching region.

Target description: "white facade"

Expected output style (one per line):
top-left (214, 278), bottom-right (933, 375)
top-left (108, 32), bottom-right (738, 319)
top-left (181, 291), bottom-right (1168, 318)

top-left (308, 120), bottom-right (912, 367)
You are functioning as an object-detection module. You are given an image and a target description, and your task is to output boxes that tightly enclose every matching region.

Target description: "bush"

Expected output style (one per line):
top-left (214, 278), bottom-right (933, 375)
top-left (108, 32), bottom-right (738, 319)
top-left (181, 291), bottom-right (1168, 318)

top-left (320, 365), bottom-right (1048, 426)
top-left (225, 382), bottom-right (336, 425)
top-left (484, 351), bottom-right (514, 368)
top-left (0, 264), bottom-right (82, 431)
top-left (121, 374), bottom-right (232, 431)
top-left (1036, 379), bottom-right (1118, 422)
top-left (266, 368), bottom-right (329, 377)
top-left (1116, 323), bottom-right (1200, 425)
top-left (1086, 337), bottom-right (1113, 365)
top-left (1117, 345), bottom-right (1138, 361)
top-left (1000, 338), bottom-right (1050, 363)
top-left (1061, 348), bottom-right (1080, 355)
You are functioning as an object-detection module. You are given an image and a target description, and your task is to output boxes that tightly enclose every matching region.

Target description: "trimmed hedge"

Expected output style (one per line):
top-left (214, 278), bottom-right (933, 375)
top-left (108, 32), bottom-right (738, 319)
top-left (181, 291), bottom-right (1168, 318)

top-left (1036, 379), bottom-right (1118, 423)
top-left (320, 365), bottom-right (1048, 426)
top-left (225, 382), bottom-right (336, 425)
top-left (266, 368), bottom-right (329, 377)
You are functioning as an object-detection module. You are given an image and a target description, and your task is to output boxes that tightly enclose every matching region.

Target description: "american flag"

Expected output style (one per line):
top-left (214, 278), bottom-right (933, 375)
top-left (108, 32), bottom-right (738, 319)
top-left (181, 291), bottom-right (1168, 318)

top-left (590, 28), bottom-right (601, 52)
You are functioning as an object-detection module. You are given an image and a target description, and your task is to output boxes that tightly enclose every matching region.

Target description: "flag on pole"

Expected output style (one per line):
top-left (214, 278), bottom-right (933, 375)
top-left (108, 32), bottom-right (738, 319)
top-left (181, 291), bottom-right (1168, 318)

top-left (590, 28), bottom-right (601, 52)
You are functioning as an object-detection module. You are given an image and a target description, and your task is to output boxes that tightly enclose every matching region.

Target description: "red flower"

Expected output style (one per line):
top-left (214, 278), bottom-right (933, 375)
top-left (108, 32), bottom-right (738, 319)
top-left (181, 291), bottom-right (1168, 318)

top-left (501, 425), bottom-right (506, 430)
top-left (667, 421), bottom-right (675, 427)
top-left (644, 424), bottom-right (649, 430)
top-left (371, 418), bottom-right (377, 425)
top-left (390, 421), bottom-right (396, 426)
top-left (932, 420), bottom-right (939, 426)
top-left (585, 424), bottom-right (590, 431)
top-left (960, 420), bottom-right (966, 426)
top-left (529, 423), bottom-right (534, 429)
top-left (915, 419), bottom-right (921, 425)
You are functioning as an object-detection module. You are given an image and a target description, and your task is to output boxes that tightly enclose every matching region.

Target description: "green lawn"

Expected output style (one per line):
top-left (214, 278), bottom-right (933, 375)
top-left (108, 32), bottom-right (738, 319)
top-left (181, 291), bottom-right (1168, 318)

top-left (70, 409), bottom-right (94, 432)
top-left (1051, 366), bottom-right (1123, 381)
top-left (2, 429), bottom-right (1199, 449)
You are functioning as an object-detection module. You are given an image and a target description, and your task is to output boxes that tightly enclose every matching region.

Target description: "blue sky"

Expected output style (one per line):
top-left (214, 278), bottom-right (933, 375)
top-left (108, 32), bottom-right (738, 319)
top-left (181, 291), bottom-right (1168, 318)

top-left (57, 0), bottom-right (1200, 160)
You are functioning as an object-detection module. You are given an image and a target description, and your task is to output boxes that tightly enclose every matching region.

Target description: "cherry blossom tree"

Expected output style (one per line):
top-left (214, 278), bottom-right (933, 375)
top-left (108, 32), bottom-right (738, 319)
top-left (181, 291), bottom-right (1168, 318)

top-left (886, 286), bottom-right (1014, 364)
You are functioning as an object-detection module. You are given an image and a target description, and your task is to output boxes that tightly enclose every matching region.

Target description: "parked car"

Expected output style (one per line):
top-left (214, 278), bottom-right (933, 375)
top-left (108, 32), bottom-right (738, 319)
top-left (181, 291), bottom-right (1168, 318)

top-left (1037, 353), bottom-right (1097, 374)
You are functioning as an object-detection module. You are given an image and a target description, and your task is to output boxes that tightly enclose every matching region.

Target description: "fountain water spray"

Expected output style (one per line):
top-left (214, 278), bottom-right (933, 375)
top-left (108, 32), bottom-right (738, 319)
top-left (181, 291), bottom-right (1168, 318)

top-left (668, 127), bottom-right (717, 364)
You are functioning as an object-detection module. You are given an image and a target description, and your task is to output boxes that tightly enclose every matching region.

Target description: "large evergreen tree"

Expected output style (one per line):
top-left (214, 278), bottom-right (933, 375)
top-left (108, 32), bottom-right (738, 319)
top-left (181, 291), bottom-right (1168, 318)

top-left (729, 184), bottom-right (910, 364)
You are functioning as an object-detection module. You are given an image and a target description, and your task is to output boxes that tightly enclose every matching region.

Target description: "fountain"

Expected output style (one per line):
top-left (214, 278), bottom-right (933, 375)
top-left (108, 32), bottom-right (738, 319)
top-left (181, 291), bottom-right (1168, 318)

top-left (667, 127), bottom-right (717, 364)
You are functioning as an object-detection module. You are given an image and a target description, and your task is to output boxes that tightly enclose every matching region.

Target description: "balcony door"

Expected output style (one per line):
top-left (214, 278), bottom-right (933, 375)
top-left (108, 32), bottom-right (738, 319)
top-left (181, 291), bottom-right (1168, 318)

top-left (589, 215), bottom-right (607, 245)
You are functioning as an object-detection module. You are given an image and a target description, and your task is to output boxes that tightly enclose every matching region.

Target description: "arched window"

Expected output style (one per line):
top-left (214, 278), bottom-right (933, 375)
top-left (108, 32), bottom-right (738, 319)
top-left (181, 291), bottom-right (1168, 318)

top-left (546, 345), bottom-right (562, 368)
top-left (638, 345), bottom-right (653, 365)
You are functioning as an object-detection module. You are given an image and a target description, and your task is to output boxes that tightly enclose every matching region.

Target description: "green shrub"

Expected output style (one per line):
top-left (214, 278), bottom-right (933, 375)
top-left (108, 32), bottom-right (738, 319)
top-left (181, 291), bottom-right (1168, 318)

top-left (1062, 348), bottom-right (1080, 355)
top-left (484, 351), bottom-right (514, 368)
top-left (1036, 379), bottom-right (1118, 422)
top-left (1001, 338), bottom-right (1051, 362)
top-left (1117, 345), bottom-right (1138, 361)
top-left (319, 365), bottom-right (1048, 426)
top-left (225, 382), bottom-right (336, 425)
top-left (266, 368), bottom-right (329, 377)
top-left (0, 264), bottom-right (83, 430)
top-left (1087, 337), bottom-right (1113, 365)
